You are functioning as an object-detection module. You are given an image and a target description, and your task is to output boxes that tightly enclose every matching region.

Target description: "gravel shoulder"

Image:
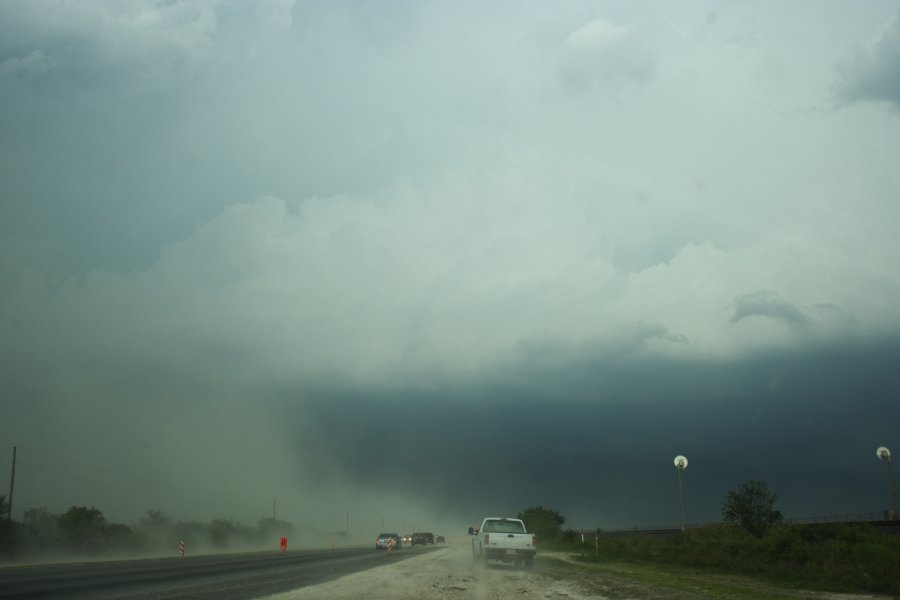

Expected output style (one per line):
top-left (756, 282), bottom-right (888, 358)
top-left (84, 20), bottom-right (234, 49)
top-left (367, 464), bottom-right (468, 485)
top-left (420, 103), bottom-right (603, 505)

top-left (261, 543), bottom-right (598, 600)
top-left (260, 543), bottom-right (895, 600)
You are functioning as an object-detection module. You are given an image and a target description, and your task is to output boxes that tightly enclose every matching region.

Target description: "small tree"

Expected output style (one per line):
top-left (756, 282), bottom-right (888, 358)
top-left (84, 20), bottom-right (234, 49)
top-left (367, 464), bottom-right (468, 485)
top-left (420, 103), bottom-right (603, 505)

top-left (57, 506), bottom-right (107, 552)
top-left (0, 495), bottom-right (20, 557)
top-left (517, 505), bottom-right (565, 542)
top-left (722, 479), bottom-right (783, 538)
top-left (210, 518), bottom-right (234, 548)
top-left (23, 506), bottom-right (58, 549)
top-left (139, 509), bottom-right (173, 529)
top-left (104, 522), bottom-right (142, 553)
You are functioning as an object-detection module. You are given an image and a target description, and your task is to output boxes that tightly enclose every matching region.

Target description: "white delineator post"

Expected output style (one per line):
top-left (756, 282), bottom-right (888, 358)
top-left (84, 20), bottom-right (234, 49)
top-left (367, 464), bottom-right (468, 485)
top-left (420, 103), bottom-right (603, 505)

top-left (179, 540), bottom-right (185, 557)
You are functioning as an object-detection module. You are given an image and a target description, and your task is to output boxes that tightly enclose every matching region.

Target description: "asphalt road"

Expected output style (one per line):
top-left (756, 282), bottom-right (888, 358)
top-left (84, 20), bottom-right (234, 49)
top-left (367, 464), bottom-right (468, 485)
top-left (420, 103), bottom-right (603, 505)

top-left (0, 546), bottom-right (438, 600)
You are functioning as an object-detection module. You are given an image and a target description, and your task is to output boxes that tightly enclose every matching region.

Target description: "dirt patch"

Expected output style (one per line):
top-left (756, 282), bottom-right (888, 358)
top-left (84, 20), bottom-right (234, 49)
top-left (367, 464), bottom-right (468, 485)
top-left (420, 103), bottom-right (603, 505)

top-left (262, 544), bottom-right (605, 600)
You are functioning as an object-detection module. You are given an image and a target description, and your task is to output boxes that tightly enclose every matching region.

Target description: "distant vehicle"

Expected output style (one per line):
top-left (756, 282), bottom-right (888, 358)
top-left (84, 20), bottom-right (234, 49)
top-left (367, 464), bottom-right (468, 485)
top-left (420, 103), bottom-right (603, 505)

top-left (435, 535), bottom-right (446, 543)
top-left (401, 534), bottom-right (412, 545)
top-left (410, 532), bottom-right (435, 546)
top-left (470, 517), bottom-right (536, 568)
top-left (375, 533), bottom-right (401, 550)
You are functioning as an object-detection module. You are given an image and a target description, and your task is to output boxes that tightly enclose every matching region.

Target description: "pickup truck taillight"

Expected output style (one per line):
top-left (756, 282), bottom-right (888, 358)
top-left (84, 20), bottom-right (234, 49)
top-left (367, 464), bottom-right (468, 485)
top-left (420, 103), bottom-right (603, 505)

top-left (532, 535), bottom-right (537, 546)
top-left (484, 534), bottom-right (489, 545)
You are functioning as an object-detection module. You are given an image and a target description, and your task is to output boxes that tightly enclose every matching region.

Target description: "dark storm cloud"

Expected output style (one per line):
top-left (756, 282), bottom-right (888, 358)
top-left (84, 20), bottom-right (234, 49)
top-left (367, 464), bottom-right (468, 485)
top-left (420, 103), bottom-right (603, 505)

top-left (284, 335), bottom-right (900, 529)
top-left (730, 290), bottom-right (811, 332)
top-left (834, 9), bottom-right (900, 109)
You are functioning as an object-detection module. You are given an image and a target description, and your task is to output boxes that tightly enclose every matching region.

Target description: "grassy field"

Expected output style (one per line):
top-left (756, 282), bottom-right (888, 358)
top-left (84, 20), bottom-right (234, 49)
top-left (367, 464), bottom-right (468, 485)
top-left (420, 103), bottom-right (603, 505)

top-left (547, 523), bottom-right (900, 597)
top-left (541, 556), bottom-right (888, 600)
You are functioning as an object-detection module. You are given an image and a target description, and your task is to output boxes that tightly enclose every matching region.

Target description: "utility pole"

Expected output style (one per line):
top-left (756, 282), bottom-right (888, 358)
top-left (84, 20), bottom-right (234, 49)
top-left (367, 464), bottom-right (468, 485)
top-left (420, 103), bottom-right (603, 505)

top-left (7, 445), bottom-right (16, 519)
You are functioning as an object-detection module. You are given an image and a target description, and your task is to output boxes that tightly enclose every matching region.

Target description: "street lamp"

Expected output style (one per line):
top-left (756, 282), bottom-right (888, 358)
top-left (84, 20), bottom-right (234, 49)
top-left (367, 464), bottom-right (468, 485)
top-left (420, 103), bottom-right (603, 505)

top-left (674, 455), bottom-right (688, 538)
top-left (876, 447), bottom-right (897, 520)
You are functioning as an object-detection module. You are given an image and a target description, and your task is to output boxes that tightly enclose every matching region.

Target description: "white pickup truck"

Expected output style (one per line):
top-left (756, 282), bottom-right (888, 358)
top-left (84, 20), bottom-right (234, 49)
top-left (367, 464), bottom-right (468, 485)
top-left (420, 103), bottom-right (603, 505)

top-left (469, 517), bottom-right (536, 568)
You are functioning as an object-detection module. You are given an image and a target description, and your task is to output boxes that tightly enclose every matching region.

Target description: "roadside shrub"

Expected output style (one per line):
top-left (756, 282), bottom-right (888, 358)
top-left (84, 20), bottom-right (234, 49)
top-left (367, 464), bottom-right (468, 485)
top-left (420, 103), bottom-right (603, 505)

top-left (577, 523), bottom-right (900, 595)
top-left (0, 518), bottom-right (25, 558)
top-left (209, 519), bottom-right (235, 548)
top-left (559, 529), bottom-right (578, 544)
top-left (721, 480), bottom-right (783, 538)
top-left (518, 506), bottom-right (565, 542)
top-left (57, 506), bottom-right (107, 553)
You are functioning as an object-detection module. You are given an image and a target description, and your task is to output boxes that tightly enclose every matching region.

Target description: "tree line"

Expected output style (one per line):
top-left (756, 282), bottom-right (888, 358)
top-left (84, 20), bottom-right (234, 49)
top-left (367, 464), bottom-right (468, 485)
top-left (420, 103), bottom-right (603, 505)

top-left (517, 478), bottom-right (783, 542)
top-left (0, 479), bottom-right (785, 561)
top-left (0, 499), bottom-right (296, 561)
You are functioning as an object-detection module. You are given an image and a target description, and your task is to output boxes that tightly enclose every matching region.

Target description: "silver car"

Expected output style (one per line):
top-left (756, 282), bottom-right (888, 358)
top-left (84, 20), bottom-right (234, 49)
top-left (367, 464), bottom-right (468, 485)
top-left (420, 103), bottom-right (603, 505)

top-left (375, 532), bottom-right (401, 550)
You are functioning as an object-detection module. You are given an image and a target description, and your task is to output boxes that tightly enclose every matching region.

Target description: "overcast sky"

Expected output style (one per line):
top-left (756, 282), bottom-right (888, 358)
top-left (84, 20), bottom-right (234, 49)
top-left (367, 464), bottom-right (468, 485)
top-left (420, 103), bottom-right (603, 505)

top-left (2, 0), bottom-right (899, 537)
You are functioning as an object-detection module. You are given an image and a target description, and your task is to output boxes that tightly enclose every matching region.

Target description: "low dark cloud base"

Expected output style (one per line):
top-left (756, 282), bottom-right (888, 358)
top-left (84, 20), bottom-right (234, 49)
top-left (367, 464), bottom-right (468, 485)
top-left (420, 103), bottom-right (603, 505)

top-left (283, 335), bottom-right (900, 530)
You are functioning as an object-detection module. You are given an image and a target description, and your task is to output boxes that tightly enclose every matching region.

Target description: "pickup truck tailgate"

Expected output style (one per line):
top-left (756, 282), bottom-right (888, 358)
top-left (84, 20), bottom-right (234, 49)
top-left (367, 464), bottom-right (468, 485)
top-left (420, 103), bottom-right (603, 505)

top-left (485, 532), bottom-right (534, 550)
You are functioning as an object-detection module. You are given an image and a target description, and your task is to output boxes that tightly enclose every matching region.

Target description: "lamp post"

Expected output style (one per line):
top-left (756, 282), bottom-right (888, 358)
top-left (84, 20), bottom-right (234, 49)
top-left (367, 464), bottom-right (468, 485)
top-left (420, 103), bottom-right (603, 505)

top-left (876, 447), bottom-right (897, 520)
top-left (674, 455), bottom-right (688, 540)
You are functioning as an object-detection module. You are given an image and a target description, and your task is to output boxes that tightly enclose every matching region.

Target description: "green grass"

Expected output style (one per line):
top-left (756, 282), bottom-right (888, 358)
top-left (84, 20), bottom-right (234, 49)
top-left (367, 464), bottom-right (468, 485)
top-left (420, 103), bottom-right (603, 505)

top-left (546, 523), bottom-right (900, 596)
top-left (546, 557), bottom-right (844, 600)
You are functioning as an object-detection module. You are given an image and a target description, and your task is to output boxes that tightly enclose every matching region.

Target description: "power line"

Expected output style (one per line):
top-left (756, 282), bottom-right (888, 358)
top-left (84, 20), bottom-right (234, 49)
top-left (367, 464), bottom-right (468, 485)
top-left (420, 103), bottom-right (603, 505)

top-left (0, 441), bottom-right (273, 517)
top-left (16, 461), bottom-right (251, 512)
top-left (0, 440), bottom-right (250, 504)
